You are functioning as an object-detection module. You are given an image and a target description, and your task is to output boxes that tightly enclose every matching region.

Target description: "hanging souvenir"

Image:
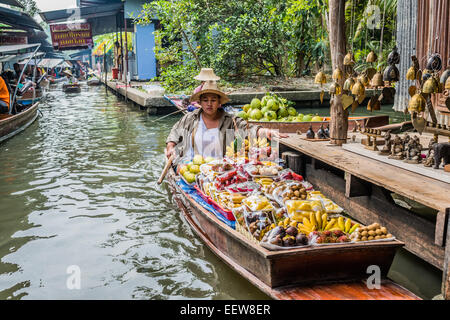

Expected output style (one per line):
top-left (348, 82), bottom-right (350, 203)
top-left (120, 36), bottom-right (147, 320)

top-left (387, 46), bottom-right (400, 65)
top-left (406, 66), bottom-right (417, 80)
top-left (332, 68), bottom-right (343, 81)
top-left (343, 77), bottom-right (355, 91)
top-left (351, 80), bottom-right (365, 96)
top-left (408, 93), bottom-right (426, 113)
top-left (371, 72), bottom-right (384, 88)
top-left (344, 52), bottom-right (355, 66)
top-left (366, 51), bottom-right (378, 63)
top-left (383, 65), bottom-right (400, 82)
top-left (426, 53), bottom-right (442, 71)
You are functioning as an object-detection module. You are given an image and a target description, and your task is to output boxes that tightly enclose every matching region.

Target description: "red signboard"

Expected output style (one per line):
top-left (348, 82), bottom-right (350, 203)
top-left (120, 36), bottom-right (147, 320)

top-left (50, 23), bottom-right (93, 50)
top-left (0, 33), bottom-right (28, 45)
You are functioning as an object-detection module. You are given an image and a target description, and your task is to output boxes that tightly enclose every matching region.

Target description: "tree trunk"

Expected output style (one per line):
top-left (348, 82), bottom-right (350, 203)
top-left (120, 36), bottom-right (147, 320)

top-left (296, 51), bottom-right (305, 77)
top-left (328, 0), bottom-right (349, 146)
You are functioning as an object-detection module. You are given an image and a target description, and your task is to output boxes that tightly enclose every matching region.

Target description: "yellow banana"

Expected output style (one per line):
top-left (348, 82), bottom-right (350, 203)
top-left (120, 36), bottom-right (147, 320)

top-left (302, 217), bottom-right (312, 229)
top-left (310, 212), bottom-right (317, 230)
top-left (349, 223), bottom-right (360, 234)
top-left (325, 218), bottom-right (336, 230)
top-left (345, 218), bottom-right (352, 233)
top-left (321, 213), bottom-right (328, 230)
top-left (338, 217), bottom-right (345, 230)
top-left (315, 211), bottom-right (322, 230)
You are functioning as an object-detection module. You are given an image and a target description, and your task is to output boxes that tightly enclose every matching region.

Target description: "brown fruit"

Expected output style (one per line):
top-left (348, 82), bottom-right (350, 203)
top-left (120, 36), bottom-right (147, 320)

top-left (368, 230), bottom-right (376, 236)
top-left (380, 227), bottom-right (387, 234)
top-left (375, 236), bottom-right (381, 240)
top-left (386, 234), bottom-right (393, 238)
top-left (376, 229), bottom-right (383, 236)
top-left (361, 231), bottom-right (368, 237)
top-left (361, 236), bottom-right (368, 241)
top-left (368, 236), bottom-right (375, 241)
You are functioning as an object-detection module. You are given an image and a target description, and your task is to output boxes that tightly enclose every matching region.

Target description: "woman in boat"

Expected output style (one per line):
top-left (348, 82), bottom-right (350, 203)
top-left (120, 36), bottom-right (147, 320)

top-left (63, 70), bottom-right (77, 84)
top-left (165, 81), bottom-right (286, 165)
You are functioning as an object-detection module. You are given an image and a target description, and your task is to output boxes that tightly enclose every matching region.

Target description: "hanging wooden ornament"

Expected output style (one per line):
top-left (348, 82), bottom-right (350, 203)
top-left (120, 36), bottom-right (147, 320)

top-left (406, 66), bottom-right (417, 80)
top-left (344, 52), bottom-right (355, 66)
top-left (408, 86), bottom-right (417, 97)
top-left (366, 51), bottom-right (378, 63)
top-left (343, 77), bottom-right (355, 91)
top-left (341, 94), bottom-right (354, 110)
top-left (332, 68), bottom-right (343, 81)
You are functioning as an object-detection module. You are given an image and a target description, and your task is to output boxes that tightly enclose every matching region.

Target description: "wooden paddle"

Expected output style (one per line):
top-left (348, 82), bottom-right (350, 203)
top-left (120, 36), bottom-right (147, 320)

top-left (158, 154), bottom-right (175, 184)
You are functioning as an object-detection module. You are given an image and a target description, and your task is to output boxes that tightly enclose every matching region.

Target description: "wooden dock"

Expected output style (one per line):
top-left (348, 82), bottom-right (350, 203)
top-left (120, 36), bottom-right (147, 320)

top-left (278, 133), bottom-right (450, 299)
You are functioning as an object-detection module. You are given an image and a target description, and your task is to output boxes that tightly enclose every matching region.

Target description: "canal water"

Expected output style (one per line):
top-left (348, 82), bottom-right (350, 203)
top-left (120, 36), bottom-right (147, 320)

top-left (0, 85), bottom-right (442, 299)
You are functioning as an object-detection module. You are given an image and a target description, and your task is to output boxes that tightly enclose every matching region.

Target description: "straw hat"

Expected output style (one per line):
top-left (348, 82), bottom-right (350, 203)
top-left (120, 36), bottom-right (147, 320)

top-left (190, 81), bottom-right (229, 105)
top-left (194, 68), bottom-right (220, 81)
top-left (63, 69), bottom-right (73, 77)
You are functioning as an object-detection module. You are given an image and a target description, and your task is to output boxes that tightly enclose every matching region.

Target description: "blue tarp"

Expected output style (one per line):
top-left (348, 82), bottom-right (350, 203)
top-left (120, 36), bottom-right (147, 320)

top-left (176, 178), bottom-right (235, 229)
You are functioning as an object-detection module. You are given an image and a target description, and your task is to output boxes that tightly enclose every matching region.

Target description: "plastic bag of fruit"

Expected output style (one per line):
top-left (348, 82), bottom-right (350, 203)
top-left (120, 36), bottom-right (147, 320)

top-left (260, 223), bottom-right (310, 250)
top-left (285, 199), bottom-right (326, 223)
top-left (243, 209), bottom-right (275, 242)
top-left (307, 191), bottom-right (343, 214)
top-left (242, 194), bottom-right (275, 212)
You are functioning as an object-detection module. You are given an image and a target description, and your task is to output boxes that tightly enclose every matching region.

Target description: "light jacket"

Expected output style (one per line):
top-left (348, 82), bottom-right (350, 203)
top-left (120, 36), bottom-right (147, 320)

top-left (166, 108), bottom-right (261, 165)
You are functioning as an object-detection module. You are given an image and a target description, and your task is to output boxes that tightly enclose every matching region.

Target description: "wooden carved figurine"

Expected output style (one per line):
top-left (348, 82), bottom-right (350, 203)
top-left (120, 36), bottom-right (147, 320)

top-left (379, 130), bottom-right (392, 155)
top-left (404, 135), bottom-right (423, 163)
top-left (306, 124), bottom-right (315, 139)
top-left (324, 124), bottom-right (330, 138)
top-left (402, 134), bottom-right (411, 158)
top-left (389, 135), bottom-right (404, 160)
top-left (432, 142), bottom-right (450, 169)
top-left (317, 124), bottom-right (327, 139)
top-left (423, 136), bottom-right (438, 167)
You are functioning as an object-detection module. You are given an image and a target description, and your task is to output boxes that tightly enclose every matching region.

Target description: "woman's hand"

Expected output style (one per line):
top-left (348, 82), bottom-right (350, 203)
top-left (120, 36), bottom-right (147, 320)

top-left (258, 128), bottom-right (289, 139)
top-left (165, 142), bottom-right (176, 159)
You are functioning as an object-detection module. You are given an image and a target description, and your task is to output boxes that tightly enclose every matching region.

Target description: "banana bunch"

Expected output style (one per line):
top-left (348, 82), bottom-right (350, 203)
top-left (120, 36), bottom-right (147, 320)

top-left (297, 212), bottom-right (329, 234)
top-left (297, 213), bottom-right (360, 235)
top-left (251, 137), bottom-right (269, 148)
top-left (254, 177), bottom-right (273, 186)
top-left (332, 216), bottom-right (359, 234)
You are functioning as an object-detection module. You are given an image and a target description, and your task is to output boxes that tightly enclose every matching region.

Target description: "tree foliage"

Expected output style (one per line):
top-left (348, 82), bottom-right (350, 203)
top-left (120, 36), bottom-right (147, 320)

top-left (136, 0), bottom-right (398, 93)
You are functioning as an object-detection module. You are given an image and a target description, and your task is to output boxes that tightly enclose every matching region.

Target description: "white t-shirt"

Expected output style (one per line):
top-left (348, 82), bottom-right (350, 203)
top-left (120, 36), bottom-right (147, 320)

top-left (190, 114), bottom-right (222, 159)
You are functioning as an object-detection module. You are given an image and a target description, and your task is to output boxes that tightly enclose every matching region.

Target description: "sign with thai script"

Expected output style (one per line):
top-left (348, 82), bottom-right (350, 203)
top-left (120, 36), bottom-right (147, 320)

top-left (50, 23), bottom-right (93, 50)
top-left (0, 34), bottom-right (28, 45)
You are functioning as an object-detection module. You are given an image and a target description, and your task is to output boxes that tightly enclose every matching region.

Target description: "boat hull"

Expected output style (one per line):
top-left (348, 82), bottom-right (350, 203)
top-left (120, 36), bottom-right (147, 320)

top-left (167, 171), bottom-right (403, 289)
top-left (63, 84), bottom-right (81, 93)
top-left (0, 102), bottom-right (39, 143)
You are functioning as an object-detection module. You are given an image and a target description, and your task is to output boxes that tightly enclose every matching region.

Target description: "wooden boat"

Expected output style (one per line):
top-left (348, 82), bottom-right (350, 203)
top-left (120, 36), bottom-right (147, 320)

top-left (0, 102), bottom-right (40, 143)
top-left (63, 83), bottom-right (81, 93)
top-left (16, 88), bottom-right (44, 106)
top-left (87, 78), bottom-right (101, 86)
top-left (166, 169), bottom-right (420, 300)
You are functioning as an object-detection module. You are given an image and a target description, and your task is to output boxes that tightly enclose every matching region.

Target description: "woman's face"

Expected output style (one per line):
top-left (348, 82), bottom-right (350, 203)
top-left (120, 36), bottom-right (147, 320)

top-left (200, 93), bottom-right (220, 116)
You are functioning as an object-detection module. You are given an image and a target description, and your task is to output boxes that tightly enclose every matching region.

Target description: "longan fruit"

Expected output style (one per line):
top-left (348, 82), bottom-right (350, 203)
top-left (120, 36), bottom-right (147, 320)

top-left (368, 230), bottom-right (376, 236)
top-left (380, 227), bottom-right (387, 234)
top-left (386, 234), bottom-right (393, 238)
top-left (368, 236), bottom-right (374, 241)
top-left (375, 236), bottom-right (381, 240)
top-left (361, 231), bottom-right (368, 237)
top-left (376, 229), bottom-right (383, 236)
top-left (361, 236), bottom-right (368, 241)
top-left (373, 223), bottom-right (380, 229)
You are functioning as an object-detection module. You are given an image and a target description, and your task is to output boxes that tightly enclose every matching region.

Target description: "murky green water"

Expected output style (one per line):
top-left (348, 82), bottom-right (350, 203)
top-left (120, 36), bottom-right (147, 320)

top-left (0, 85), bottom-right (442, 299)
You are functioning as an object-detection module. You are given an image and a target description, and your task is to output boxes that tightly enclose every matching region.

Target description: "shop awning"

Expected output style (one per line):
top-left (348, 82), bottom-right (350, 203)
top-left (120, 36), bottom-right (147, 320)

top-left (0, 49), bottom-right (43, 63)
top-left (0, 43), bottom-right (40, 55)
top-left (0, 6), bottom-right (43, 31)
top-left (0, 0), bottom-right (25, 9)
top-left (39, 3), bottom-right (125, 36)
top-left (37, 58), bottom-right (64, 69)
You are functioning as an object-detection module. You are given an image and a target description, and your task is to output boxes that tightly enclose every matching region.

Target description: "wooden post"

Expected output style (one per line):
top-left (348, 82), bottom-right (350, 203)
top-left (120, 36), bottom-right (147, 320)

top-left (281, 151), bottom-right (304, 175)
top-left (443, 212), bottom-right (450, 299)
top-left (328, 0), bottom-right (349, 146)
